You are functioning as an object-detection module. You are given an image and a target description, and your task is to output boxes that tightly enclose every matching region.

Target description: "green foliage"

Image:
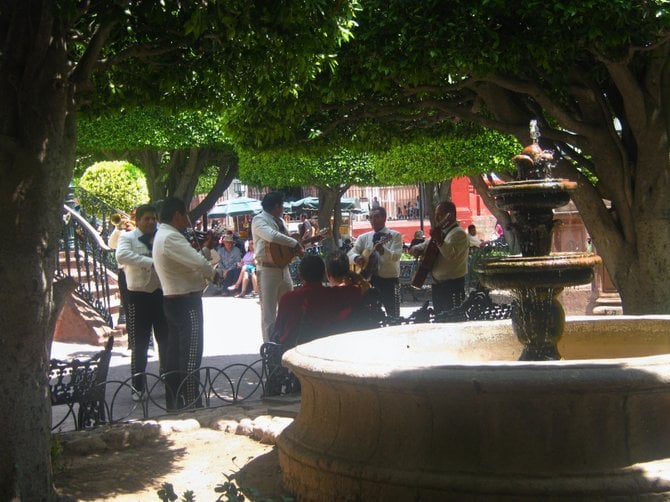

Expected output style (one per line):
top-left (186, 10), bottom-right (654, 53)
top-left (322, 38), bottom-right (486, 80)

top-left (77, 108), bottom-right (230, 153)
top-left (375, 129), bottom-right (520, 184)
top-left (194, 165), bottom-right (221, 195)
top-left (79, 1), bottom-right (362, 115)
top-left (79, 161), bottom-right (150, 212)
top-left (239, 148), bottom-right (377, 188)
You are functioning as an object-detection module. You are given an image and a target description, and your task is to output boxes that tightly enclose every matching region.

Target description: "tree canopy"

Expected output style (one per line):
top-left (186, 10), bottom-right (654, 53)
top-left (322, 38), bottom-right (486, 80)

top-left (240, 147), bottom-right (376, 242)
top-left (77, 107), bottom-right (238, 216)
top-left (228, 0), bottom-right (670, 314)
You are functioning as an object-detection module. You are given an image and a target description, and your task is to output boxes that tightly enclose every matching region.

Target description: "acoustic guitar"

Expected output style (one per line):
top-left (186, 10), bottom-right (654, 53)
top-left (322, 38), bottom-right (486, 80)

top-left (269, 228), bottom-right (331, 267)
top-left (411, 217), bottom-right (452, 289)
top-left (352, 233), bottom-right (393, 280)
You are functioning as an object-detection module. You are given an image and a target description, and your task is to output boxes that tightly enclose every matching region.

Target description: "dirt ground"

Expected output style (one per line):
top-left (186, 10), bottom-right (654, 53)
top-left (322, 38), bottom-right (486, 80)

top-left (54, 422), bottom-right (293, 501)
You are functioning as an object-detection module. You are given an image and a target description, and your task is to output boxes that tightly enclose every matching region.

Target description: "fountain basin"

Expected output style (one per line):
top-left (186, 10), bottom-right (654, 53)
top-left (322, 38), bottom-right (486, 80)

top-left (489, 179), bottom-right (577, 211)
top-left (477, 253), bottom-right (601, 289)
top-left (278, 316), bottom-right (670, 500)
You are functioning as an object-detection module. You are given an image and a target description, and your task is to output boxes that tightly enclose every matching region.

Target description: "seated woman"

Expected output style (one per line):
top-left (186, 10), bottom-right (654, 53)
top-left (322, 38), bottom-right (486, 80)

top-left (228, 240), bottom-right (258, 297)
top-left (272, 254), bottom-right (363, 347)
top-left (216, 233), bottom-right (242, 293)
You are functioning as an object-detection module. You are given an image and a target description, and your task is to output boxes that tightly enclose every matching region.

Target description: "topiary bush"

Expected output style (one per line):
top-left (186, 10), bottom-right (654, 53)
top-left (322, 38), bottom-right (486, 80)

top-left (79, 160), bottom-right (149, 213)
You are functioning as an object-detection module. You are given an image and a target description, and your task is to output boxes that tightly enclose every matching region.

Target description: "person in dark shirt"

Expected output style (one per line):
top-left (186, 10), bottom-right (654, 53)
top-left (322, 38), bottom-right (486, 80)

top-left (272, 255), bottom-right (362, 346)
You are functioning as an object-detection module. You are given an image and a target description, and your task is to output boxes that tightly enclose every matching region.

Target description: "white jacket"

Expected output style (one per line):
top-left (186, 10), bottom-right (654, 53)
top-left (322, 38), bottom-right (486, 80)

top-left (153, 223), bottom-right (215, 296)
top-left (115, 228), bottom-right (162, 293)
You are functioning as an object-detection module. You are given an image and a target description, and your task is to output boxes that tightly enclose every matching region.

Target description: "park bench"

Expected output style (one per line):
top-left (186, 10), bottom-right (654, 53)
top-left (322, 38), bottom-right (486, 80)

top-left (49, 335), bottom-right (114, 430)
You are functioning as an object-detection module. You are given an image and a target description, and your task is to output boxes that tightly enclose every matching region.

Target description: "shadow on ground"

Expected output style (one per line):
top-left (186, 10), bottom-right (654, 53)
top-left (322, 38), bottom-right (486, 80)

top-left (54, 434), bottom-right (184, 500)
top-left (234, 448), bottom-right (294, 501)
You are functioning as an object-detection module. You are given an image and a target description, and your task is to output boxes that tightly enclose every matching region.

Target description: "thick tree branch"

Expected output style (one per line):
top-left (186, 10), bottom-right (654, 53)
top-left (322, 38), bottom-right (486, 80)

top-left (483, 74), bottom-right (598, 138)
top-left (189, 155), bottom-right (238, 222)
top-left (71, 19), bottom-right (116, 86)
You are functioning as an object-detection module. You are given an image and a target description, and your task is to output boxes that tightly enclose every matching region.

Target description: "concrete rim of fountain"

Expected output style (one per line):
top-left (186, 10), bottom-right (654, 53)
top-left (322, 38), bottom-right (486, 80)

top-left (278, 316), bottom-right (670, 500)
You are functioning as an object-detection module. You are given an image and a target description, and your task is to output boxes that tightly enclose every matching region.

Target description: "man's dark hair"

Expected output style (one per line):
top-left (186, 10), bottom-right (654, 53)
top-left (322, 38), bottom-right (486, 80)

top-left (159, 197), bottom-right (186, 223)
top-left (261, 191), bottom-right (284, 211)
top-left (468, 224), bottom-right (476, 232)
top-left (299, 255), bottom-right (325, 283)
top-left (326, 250), bottom-right (350, 279)
top-left (371, 206), bottom-right (387, 219)
top-left (437, 200), bottom-right (457, 217)
top-left (135, 204), bottom-right (157, 221)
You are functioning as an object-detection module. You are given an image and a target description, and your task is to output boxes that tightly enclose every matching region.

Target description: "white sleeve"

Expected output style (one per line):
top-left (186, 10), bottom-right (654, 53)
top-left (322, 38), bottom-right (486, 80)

top-left (164, 233), bottom-right (215, 279)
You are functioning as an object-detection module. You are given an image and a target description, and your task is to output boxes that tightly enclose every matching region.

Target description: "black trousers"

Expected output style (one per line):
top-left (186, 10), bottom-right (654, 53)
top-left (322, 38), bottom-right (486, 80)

top-left (371, 275), bottom-right (400, 318)
top-left (126, 289), bottom-right (169, 392)
top-left (432, 276), bottom-right (466, 314)
top-left (163, 294), bottom-right (204, 410)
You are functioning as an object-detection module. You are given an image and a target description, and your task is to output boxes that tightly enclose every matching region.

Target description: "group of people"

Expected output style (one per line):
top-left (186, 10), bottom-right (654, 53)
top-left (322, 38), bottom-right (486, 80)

top-left (113, 198), bottom-right (216, 409)
top-left (256, 193), bottom-right (472, 350)
top-left (213, 232), bottom-right (258, 298)
top-left (109, 190), bottom-right (476, 407)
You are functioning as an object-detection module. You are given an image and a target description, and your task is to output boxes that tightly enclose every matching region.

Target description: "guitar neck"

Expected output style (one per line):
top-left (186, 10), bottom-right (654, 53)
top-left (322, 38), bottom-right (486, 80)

top-left (301, 229), bottom-right (330, 246)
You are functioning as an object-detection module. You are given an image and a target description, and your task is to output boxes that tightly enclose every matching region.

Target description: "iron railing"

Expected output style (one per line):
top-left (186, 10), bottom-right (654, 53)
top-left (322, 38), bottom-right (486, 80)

top-left (68, 185), bottom-right (126, 246)
top-left (57, 205), bottom-right (117, 327)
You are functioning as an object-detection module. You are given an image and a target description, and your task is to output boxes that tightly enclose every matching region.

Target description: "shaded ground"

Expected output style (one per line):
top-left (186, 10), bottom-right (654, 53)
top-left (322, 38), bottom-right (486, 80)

top-left (53, 412), bottom-right (294, 501)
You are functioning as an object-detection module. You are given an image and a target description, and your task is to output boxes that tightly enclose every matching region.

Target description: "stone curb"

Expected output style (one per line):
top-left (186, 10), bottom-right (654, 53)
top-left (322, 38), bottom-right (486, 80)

top-left (56, 402), bottom-right (296, 456)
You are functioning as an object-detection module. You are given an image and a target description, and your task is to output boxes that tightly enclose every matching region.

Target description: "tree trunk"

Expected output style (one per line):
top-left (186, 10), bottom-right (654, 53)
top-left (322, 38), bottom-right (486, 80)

top-left (189, 155), bottom-right (239, 224)
top-left (0, 5), bottom-right (78, 498)
top-left (0, 113), bottom-right (75, 502)
top-left (317, 186), bottom-right (349, 252)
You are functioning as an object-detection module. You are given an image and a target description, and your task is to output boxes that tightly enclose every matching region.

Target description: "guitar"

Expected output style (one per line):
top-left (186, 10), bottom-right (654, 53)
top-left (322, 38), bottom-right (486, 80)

top-left (353, 233), bottom-right (394, 280)
top-left (411, 217), bottom-right (452, 289)
top-left (269, 228), bottom-right (331, 267)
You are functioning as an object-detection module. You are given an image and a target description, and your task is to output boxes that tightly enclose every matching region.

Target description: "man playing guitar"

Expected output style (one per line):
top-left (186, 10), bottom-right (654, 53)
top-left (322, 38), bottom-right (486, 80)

top-left (252, 192), bottom-right (305, 342)
top-left (352, 206), bottom-right (403, 318)
top-left (409, 201), bottom-right (469, 313)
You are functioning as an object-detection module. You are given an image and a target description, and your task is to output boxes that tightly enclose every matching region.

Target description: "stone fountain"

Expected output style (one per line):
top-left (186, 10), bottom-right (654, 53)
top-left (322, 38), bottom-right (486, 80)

top-left (277, 125), bottom-right (670, 500)
top-left (476, 122), bottom-right (601, 360)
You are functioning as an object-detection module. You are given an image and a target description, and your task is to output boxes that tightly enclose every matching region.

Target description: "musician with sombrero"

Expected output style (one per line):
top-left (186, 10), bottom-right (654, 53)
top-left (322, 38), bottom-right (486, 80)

top-left (409, 201), bottom-right (469, 314)
top-left (351, 206), bottom-right (403, 318)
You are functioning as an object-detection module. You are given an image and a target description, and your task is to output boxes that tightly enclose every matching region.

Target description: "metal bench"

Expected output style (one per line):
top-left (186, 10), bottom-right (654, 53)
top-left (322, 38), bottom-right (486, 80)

top-left (49, 335), bottom-right (114, 430)
top-left (399, 260), bottom-right (431, 302)
top-left (395, 289), bottom-right (512, 324)
top-left (260, 342), bottom-right (300, 397)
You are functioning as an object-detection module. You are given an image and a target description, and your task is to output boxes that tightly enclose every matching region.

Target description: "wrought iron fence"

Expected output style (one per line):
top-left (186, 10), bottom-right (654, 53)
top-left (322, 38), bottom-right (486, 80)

top-left (51, 360), bottom-right (268, 432)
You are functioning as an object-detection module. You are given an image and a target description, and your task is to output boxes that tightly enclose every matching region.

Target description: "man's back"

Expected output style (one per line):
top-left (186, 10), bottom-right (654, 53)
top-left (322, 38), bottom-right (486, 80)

top-left (274, 282), bottom-right (362, 345)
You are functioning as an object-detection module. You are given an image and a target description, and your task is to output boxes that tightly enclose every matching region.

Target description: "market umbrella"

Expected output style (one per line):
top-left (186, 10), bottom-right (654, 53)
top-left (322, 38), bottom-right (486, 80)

top-left (207, 197), bottom-right (262, 218)
top-left (290, 196), bottom-right (358, 212)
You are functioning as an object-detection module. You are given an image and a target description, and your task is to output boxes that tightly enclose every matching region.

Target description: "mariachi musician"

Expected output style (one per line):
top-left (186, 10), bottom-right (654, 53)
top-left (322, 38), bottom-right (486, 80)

top-left (409, 201), bottom-right (469, 314)
top-left (351, 206), bottom-right (403, 318)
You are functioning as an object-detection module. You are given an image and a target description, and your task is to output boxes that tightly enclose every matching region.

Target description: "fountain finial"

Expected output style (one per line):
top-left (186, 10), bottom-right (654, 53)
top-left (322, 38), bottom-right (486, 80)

top-left (512, 121), bottom-right (555, 180)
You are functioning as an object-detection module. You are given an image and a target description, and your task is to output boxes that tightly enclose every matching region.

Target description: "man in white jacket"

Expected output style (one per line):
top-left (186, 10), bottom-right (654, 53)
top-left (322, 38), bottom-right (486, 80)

top-left (116, 204), bottom-right (168, 401)
top-left (153, 197), bottom-right (216, 410)
top-left (252, 192), bottom-right (304, 342)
